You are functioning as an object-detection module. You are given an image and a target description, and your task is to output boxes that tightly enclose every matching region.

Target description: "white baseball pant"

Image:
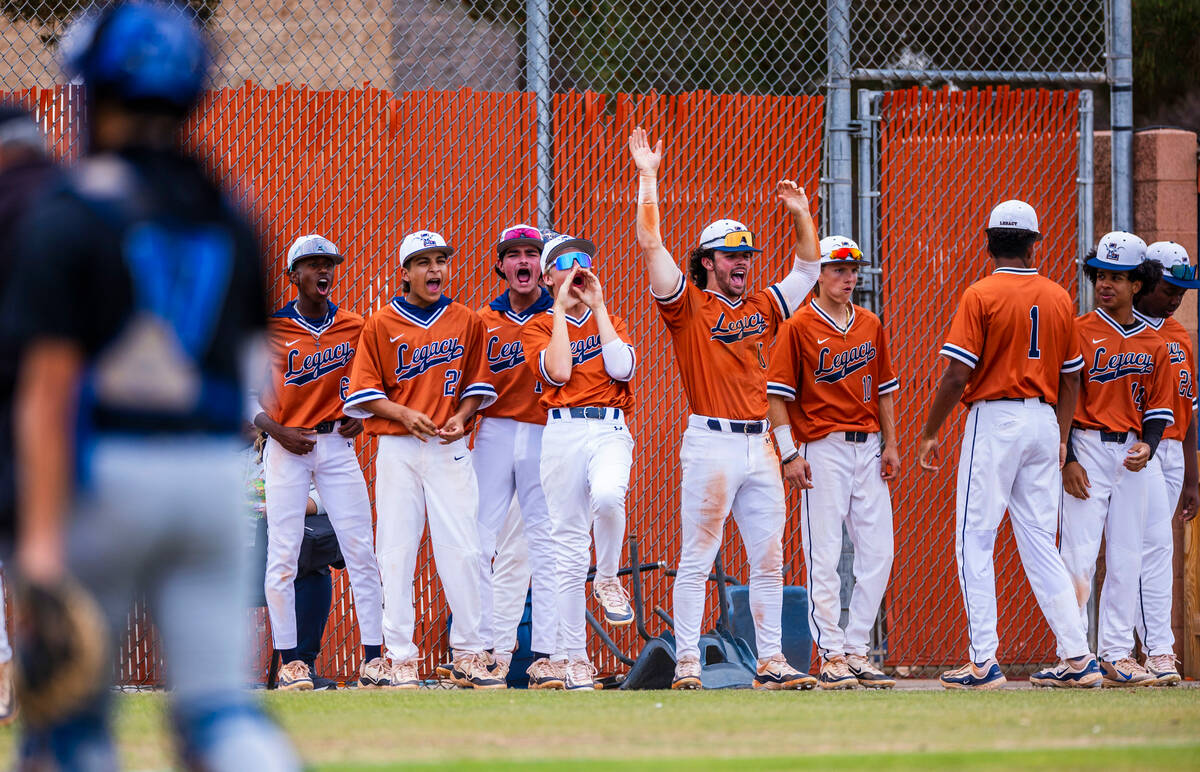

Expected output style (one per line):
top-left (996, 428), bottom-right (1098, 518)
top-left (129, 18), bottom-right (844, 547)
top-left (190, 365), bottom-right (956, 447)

top-left (672, 416), bottom-right (786, 662)
top-left (472, 417), bottom-right (555, 655)
top-left (540, 409), bottom-right (634, 660)
top-left (1136, 438), bottom-right (1183, 657)
top-left (955, 399), bottom-right (1089, 663)
top-left (375, 435), bottom-right (485, 662)
top-left (800, 431), bottom-right (894, 659)
top-left (1059, 428), bottom-right (1150, 661)
top-left (263, 431), bottom-right (383, 650)
top-left (491, 498), bottom-right (532, 661)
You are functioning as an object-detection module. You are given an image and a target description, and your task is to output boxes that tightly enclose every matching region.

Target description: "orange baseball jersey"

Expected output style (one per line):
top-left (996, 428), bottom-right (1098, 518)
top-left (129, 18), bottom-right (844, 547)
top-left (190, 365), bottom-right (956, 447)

top-left (260, 301), bottom-right (363, 428)
top-left (1072, 309), bottom-right (1174, 434)
top-left (767, 302), bottom-right (899, 442)
top-left (478, 289), bottom-right (554, 425)
top-left (940, 267), bottom-right (1083, 404)
top-left (1135, 313), bottom-right (1198, 441)
top-left (653, 276), bottom-right (789, 420)
top-left (520, 308), bottom-right (635, 412)
top-left (343, 295), bottom-right (497, 436)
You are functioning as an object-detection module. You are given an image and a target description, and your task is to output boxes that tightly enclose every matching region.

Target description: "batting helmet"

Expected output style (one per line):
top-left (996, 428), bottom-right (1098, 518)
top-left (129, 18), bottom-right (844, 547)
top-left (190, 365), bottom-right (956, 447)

top-left (61, 1), bottom-right (210, 113)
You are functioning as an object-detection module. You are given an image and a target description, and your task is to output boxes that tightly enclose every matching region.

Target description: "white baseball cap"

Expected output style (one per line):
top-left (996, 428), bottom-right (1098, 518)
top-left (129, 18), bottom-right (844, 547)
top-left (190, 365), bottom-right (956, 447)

top-left (286, 234), bottom-right (343, 271)
top-left (986, 200), bottom-right (1041, 239)
top-left (819, 235), bottom-right (867, 264)
top-left (1146, 241), bottom-right (1200, 288)
top-left (1086, 231), bottom-right (1147, 271)
top-left (541, 233), bottom-right (597, 272)
top-left (398, 230), bottom-right (454, 266)
top-left (698, 219), bottom-right (762, 253)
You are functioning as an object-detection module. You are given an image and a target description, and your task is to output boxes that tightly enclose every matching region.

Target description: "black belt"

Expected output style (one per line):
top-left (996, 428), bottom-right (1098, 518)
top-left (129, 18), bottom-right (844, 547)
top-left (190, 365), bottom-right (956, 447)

top-left (706, 419), bottom-right (766, 434)
top-left (1100, 430), bottom-right (1128, 443)
top-left (844, 431), bottom-right (869, 443)
top-left (312, 420), bottom-right (339, 434)
top-left (550, 407), bottom-right (622, 420)
top-left (992, 396), bottom-right (1049, 404)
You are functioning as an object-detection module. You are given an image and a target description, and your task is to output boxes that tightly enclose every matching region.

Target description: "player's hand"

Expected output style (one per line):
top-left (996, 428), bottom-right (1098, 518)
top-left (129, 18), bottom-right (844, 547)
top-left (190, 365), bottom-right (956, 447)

top-left (782, 456), bottom-right (813, 489)
top-left (16, 533), bottom-right (65, 586)
top-left (338, 417), bottom-right (364, 438)
top-left (1176, 481), bottom-right (1199, 521)
top-left (775, 179), bottom-right (811, 217)
top-left (571, 268), bottom-right (605, 309)
top-left (272, 426), bottom-right (317, 455)
top-left (628, 126), bottom-right (663, 176)
top-left (880, 445), bottom-right (900, 481)
top-left (1124, 442), bottom-right (1151, 472)
top-left (438, 415), bottom-right (466, 444)
top-left (397, 406), bottom-right (438, 441)
top-left (555, 266), bottom-right (579, 307)
top-left (1063, 461), bottom-right (1091, 500)
top-left (916, 435), bottom-right (940, 471)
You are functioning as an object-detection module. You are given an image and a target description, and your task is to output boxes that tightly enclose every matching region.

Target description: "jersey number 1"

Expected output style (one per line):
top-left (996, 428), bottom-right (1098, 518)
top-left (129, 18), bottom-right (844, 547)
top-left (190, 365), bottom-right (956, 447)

top-left (1027, 305), bottom-right (1041, 359)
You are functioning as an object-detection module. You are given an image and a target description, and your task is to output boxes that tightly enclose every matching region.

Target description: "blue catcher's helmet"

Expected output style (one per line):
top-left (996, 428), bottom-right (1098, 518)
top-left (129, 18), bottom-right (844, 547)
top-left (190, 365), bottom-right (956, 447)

top-left (61, 2), bottom-right (210, 112)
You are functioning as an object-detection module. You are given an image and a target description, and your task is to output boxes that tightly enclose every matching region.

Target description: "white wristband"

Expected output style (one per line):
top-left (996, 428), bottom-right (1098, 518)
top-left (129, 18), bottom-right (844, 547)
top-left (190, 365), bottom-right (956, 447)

top-left (638, 173), bottom-right (658, 205)
top-left (772, 425), bottom-right (797, 457)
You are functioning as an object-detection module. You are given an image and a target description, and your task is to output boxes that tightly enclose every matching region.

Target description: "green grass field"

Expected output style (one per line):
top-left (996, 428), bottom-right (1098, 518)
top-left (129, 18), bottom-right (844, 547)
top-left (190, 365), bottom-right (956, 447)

top-left (2, 688), bottom-right (1197, 770)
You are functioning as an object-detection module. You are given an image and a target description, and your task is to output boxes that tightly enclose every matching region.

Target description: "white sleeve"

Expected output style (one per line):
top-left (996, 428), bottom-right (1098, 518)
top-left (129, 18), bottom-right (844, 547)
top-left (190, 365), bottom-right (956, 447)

top-left (601, 340), bottom-right (636, 381)
top-left (773, 258), bottom-right (820, 318)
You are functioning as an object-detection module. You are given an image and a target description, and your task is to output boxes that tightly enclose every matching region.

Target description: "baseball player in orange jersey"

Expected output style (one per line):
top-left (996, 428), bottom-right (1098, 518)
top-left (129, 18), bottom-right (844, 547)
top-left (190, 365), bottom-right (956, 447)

top-left (628, 128), bottom-right (820, 690)
top-left (254, 235), bottom-right (386, 690)
top-left (917, 200), bottom-right (1099, 690)
top-left (343, 230), bottom-right (503, 689)
top-left (1060, 232), bottom-right (1174, 687)
top-left (521, 234), bottom-right (637, 691)
top-left (1131, 241), bottom-right (1200, 686)
top-left (472, 224), bottom-right (564, 689)
top-left (766, 235), bottom-right (899, 690)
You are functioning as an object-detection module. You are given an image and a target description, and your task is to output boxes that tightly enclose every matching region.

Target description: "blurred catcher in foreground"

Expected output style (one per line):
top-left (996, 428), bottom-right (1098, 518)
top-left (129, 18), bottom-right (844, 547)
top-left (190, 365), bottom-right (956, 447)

top-left (5, 2), bottom-right (298, 769)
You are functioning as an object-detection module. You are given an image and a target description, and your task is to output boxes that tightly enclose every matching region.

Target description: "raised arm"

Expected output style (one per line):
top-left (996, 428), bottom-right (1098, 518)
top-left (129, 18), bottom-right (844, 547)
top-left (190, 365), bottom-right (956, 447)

top-left (772, 180), bottom-right (821, 315)
top-left (629, 127), bottom-right (684, 297)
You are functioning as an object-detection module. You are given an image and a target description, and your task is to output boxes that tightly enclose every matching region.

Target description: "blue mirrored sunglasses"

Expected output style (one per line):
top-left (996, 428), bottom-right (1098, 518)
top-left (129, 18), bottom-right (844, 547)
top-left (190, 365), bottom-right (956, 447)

top-left (554, 251), bottom-right (593, 271)
top-left (1168, 262), bottom-right (1198, 282)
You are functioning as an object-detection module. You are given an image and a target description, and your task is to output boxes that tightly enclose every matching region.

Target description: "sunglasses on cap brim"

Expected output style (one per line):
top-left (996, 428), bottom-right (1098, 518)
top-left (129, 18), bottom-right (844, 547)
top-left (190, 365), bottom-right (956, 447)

top-left (554, 251), bottom-right (593, 271)
top-left (501, 227), bottom-right (542, 242)
top-left (825, 246), bottom-right (864, 261)
top-left (713, 230), bottom-right (761, 251)
top-left (1166, 262), bottom-right (1198, 282)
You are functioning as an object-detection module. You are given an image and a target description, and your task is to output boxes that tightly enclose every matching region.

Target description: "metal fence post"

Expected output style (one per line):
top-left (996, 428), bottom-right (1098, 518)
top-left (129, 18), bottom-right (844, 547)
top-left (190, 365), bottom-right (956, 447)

top-left (527, 0), bottom-right (552, 229)
top-left (1109, 0), bottom-right (1133, 232)
top-left (825, 0), bottom-right (853, 238)
top-left (1077, 89), bottom-right (1095, 313)
top-left (855, 89), bottom-right (881, 315)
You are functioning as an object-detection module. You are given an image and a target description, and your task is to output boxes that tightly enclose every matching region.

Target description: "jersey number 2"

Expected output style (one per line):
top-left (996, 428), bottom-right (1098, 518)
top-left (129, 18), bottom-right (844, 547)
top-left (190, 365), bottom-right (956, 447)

top-left (1027, 306), bottom-right (1041, 359)
top-left (443, 369), bottom-right (460, 396)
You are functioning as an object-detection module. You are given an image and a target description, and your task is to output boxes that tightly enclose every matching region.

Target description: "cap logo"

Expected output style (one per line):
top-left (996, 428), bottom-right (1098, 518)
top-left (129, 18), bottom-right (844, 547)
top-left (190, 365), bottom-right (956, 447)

top-left (999, 220), bottom-right (1018, 226)
top-left (419, 232), bottom-right (438, 247)
top-left (1105, 243), bottom-right (1121, 262)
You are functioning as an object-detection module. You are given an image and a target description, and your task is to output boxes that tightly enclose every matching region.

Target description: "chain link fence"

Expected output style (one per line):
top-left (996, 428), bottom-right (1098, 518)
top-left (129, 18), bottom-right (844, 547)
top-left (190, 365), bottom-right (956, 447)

top-left (1, 0), bottom-right (1111, 685)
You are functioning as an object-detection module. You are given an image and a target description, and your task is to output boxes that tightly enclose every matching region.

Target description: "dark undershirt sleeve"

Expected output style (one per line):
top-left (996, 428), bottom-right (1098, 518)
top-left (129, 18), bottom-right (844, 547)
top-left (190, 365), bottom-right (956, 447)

top-left (1142, 418), bottom-right (1168, 459)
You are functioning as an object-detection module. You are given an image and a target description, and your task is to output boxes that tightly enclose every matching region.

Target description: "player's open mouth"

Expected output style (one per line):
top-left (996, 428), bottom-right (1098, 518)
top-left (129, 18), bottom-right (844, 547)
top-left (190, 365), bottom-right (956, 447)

top-left (516, 267), bottom-right (532, 283)
top-left (730, 269), bottom-right (746, 281)
top-left (572, 275), bottom-right (586, 287)
top-left (316, 278), bottom-right (330, 294)
top-left (426, 277), bottom-right (442, 292)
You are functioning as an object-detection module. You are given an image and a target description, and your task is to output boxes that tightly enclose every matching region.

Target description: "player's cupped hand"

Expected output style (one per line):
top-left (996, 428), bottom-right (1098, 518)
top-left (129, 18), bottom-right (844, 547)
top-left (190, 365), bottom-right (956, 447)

top-left (1062, 461), bottom-right (1091, 500)
top-left (782, 455), bottom-right (813, 490)
top-left (881, 446), bottom-right (900, 481)
top-left (1123, 442), bottom-right (1151, 472)
top-left (338, 417), bottom-right (364, 438)
top-left (438, 416), bottom-right (466, 444)
top-left (628, 126), bottom-right (663, 175)
top-left (570, 268), bottom-right (605, 309)
top-left (916, 435), bottom-right (940, 471)
top-left (775, 179), bottom-right (811, 216)
top-left (273, 426), bottom-right (316, 455)
top-left (554, 266), bottom-right (579, 307)
top-left (398, 406), bottom-right (438, 441)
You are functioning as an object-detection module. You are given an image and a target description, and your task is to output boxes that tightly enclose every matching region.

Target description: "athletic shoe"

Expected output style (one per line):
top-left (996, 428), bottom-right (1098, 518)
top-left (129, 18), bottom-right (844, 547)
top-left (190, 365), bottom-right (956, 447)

top-left (452, 654), bottom-right (506, 689)
top-left (434, 660), bottom-right (454, 681)
top-left (312, 675), bottom-right (338, 691)
top-left (389, 659), bottom-right (420, 689)
top-left (276, 660), bottom-right (314, 691)
top-left (1145, 654), bottom-right (1181, 686)
top-left (491, 657), bottom-right (511, 682)
top-left (359, 656), bottom-right (391, 688)
top-left (564, 658), bottom-right (597, 691)
top-left (845, 654), bottom-right (896, 689)
top-left (753, 654), bottom-right (816, 690)
top-left (939, 659), bottom-right (1005, 690)
top-left (1030, 655), bottom-right (1101, 688)
top-left (1100, 657), bottom-right (1155, 688)
top-left (527, 657), bottom-right (566, 689)
top-left (0, 661), bottom-right (15, 725)
top-left (671, 655), bottom-right (702, 690)
top-left (817, 655), bottom-right (859, 690)
top-left (592, 578), bottom-right (634, 626)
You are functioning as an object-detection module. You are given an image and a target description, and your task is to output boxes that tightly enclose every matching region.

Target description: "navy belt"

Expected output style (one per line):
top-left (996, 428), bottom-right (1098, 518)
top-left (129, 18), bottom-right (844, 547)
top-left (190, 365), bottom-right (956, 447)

top-left (312, 420), bottom-right (338, 434)
top-left (1100, 430), bottom-right (1128, 443)
top-left (706, 419), bottom-right (766, 434)
top-left (550, 407), bottom-right (622, 420)
top-left (844, 431), bottom-right (869, 443)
